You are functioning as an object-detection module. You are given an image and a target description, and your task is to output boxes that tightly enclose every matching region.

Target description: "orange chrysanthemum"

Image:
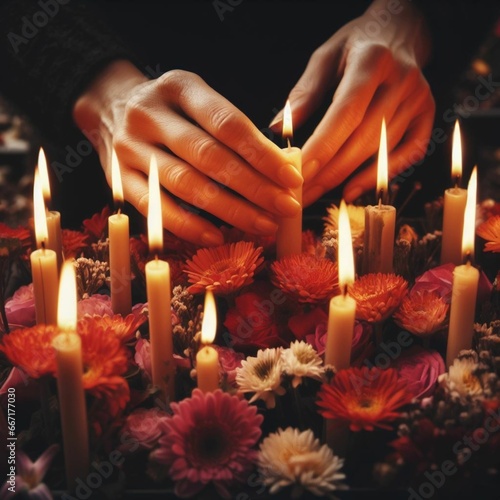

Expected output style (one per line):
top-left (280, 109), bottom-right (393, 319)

top-left (350, 273), bottom-right (408, 323)
top-left (393, 289), bottom-right (449, 336)
top-left (270, 253), bottom-right (339, 304)
top-left (476, 215), bottom-right (500, 253)
top-left (184, 241), bottom-right (264, 295)
top-left (0, 325), bottom-right (58, 378)
top-left (78, 313), bottom-right (147, 344)
top-left (317, 367), bottom-right (414, 431)
top-left (62, 229), bottom-right (89, 258)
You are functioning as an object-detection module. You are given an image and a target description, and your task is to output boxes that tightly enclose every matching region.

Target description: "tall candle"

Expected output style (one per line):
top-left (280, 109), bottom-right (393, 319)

top-left (30, 169), bottom-right (58, 325)
top-left (362, 118), bottom-right (396, 274)
top-left (145, 154), bottom-right (174, 401)
top-left (38, 148), bottom-right (63, 268)
top-left (108, 149), bottom-right (132, 316)
top-left (276, 101), bottom-right (303, 258)
top-left (441, 120), bottom-right (467, 265)
top-left (196, 290), bottom-right (220, 392)
top-left (325, 200), bottom-right (356, 370)
top-left (446, 167), bottom-right (479, 367)
top-left (53, 261), bottom-right (89, 491)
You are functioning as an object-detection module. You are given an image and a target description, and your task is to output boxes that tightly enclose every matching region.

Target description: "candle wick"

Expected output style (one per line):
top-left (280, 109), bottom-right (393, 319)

top-left (341, 284), bottom-right (348, 298)
top-left (286, 137), bottom-right (292, 149)
top-left (154, 254), bottom-right (159, 263)
top-left (453, 174), bottom-right (461, 190)
top-left (378, 197), bottom-right (382, 209)
top-left (41, 241), bottom-right (46, 253)
top-left (464, 250), bottom-right (474, 267)
top-left (377, 188), bottom-right (384, 206)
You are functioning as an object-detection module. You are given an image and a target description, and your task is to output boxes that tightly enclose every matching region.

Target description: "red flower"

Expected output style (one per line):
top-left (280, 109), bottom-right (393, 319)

top-left (78, 312), bottom-right (147, 344)
top-left (317, 367), bottom-right (413, 431)
top-left (0, 223), bottom-right (32, 249)
top-left (270, 254), bottom-right (339, 304)
top-left (82, 206), bottom-right (110, 241)
top-left (224, 291), bottom-right (282, 350)
top-left (185, 241), bottom-right (264, 295)
top-left (62, 229), bottom-right (89, 258)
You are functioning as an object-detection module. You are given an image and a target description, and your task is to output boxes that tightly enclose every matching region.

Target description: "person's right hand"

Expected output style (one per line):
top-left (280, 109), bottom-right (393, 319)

top-left (73, 61), bottom-right (303, 246)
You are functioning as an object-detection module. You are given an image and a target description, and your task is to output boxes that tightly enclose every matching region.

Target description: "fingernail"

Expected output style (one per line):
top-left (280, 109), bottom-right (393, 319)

top-left (304, 186), bottom-right (323, 204)
top-left (254, 216), bottom-right (278, 234)
top-left (303, 159), bottom-right (320, 177)
top-left (344, 186), bottom-right (363, 202)
top-left (269, 112), bottom-right (283, 129)
top-left (274, 193), bottom-right (301, 216)
top-left (278, 164), bottom-right (303, 189)
top-left (201, 231), bottom-right (224, 247)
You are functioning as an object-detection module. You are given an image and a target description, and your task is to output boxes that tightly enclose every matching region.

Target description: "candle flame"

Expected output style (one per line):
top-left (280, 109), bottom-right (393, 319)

top-left (33, 169), bottom-right (48, 247)
top-left (338, 200), bottom-right (355, 290)
top-left (377, 118), bottom-right (388, 196)
top-left (37, 148), bottom-right (51, 203)
top-left (111, 148), bottom-right (124, 205)
top-left (452, 120), bottom-right (462, 181)
top-left (201, 290), bottom-right (217, 344)
top-left (282, 100), bottom-right (293, 140)
top-left (148, 154), bottom-right (163, 254)
top-left (57, 260), bottom-right (77, 332)
top-left (461, 166), bottom-right (477, 258)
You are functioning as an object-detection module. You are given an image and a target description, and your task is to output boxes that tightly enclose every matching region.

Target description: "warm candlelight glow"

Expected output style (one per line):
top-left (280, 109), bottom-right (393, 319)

top-left (33, 169), bottom-right (48, 247)
top-left (376, 118), bottom-right (388, 196)
top-left (461, 166), bottom-right (477, 258)
top-left (451, 120), bottom-right (462, 181)
top-left (148, 154), bottom-right (163, 254)
top-left (338, 200), bottom-right (355, 290)
top-left (111, 148), bottom-right (124, 206)
top-left (38, 148), bottom-right (51, 203)
top-left (200, 290), bottom-right (217, 344)
top-left (283, 100), bottom-right (293, 140)
top-left (57, 260), bottom-right (77, 333)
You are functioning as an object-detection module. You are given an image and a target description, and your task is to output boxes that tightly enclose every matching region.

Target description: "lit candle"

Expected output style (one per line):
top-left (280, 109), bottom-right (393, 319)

top-left (325, 200), bottom-right (357, 370)
top-left (276, 100), bottom-right (303, 258)
top-left (30, 169), bottom-right (59, 325)
top-left (108, 149), bottom-right (132, 316)
top-left (38, 148), bottom-right (63, 268)
top-left (196, 290), bottom-right (220, 393)
top-left (362, 118), bottom-right (396, 274)
top-left (446, 167), bottom-right (479, 367)
top-left (53, 260), bottom-right (89, 491)
top-left (441, 120), bottom-right (468, 265)
top-left (145, 154), bottom-right (174, 401)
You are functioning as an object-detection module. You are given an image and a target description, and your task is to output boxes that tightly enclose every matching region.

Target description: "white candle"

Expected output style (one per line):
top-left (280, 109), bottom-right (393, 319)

top-left (31, 169), bottom-right (58, 325)
top-left (276, 101), bottom-right (303, 258)
top-left (108, 149), bottom-right (132, 316)
top-left (196, 290), bottom-right (219, 392)
top-left (38, 148), bottom-right (63, 268)
top-left (362, 118), bottom-right (395, 274)
top-left (441, 120), bottom-right (467, 265)
top-left (53, 261), bottom-right (89, 491)
top-left (325, 200), bottom-right (356, 370)
top-left (446, 167), bottom-right (479, 367)
top-left (146, 154), bottom-right (174, 401)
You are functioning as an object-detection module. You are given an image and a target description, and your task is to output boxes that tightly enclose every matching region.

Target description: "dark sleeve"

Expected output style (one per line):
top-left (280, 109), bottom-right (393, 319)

top-left (0, 0), bottom-right (142, 142)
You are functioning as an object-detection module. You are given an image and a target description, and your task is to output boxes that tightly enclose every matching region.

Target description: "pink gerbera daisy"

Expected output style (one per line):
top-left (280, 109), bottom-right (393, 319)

top-left (150, 389), bottom-right (263, 498)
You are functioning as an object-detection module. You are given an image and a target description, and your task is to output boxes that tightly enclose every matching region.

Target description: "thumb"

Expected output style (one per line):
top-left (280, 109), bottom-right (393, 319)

top-left (269, 48), bottom-right (338, 133)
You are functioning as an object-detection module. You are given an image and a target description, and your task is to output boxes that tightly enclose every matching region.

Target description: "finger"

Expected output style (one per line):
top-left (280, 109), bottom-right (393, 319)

top-left (155, 70), bottom-right (303, 190)
top-left (121, 168), bottom-right (225, 247)
top-left (117, 143), bottom-right (280, 237)
top-left (129, 109), bottom-right (301, 218)
top-left (269, 45), bottom-right (342, 132)
top-left (342, 108), bottom-right (435, 202)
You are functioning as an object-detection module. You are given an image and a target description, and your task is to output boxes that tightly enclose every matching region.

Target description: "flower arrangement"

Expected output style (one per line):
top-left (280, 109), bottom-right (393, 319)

top-left (0, 194), bottom-right (499, 500)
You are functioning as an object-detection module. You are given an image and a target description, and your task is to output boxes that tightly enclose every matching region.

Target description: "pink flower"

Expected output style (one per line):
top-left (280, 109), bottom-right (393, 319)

top-left (120, 408), bottom-right (169, 452)
top-left (5, 284), bottom-right (35, 327)
top-left (288, 307), bottom-right (328, 341)
top-left (135, 338), bottom-right (152, 381)
top-left (0, 368), bottom-right (38, 407)
top-left (150, 389), bottom-right (263, 498)
top-left (214, 345), bottom-right (244, 385)
top-left (77, 294), bottom-right (113, 317)
top-left (390, 345), bottom-right (445, 399)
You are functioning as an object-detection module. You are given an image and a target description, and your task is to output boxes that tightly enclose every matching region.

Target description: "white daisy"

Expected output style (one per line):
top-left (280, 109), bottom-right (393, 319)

top-left (258, 427), bottom-right (346, 498)
top-left (281, 341), bottom-right (325, 388)
top-left (236, 348), bottom-right (285, 408)
top-left (439, 350), bottom-right (483, 400)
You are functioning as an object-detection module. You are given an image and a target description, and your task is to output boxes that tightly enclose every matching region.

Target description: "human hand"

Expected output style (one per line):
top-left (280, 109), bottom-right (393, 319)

top-left (270, 0), bottom-right (435, 205)
top-left (73, 61), bottom-right (303, 246)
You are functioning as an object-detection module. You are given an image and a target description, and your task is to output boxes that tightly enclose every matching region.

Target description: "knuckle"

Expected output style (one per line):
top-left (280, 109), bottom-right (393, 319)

top-left (368, 43), bottom-right (393, 64)
top-left (209, 105), bottom-right (237, 134)
top-left (189, 135), bottom-right (218, 164)
top-left (163, 164), bottom-right (192, 197)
